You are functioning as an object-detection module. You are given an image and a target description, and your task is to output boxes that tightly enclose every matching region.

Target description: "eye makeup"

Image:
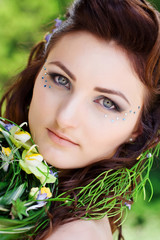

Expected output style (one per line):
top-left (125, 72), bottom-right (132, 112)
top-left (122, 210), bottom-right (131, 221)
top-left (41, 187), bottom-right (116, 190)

top-left (48, 72), bottom-right (71, 90)
top-left (94, 96), bottom-right (122, 112)
top-left (104, 105), bottom-right (141, 123)
top-left (41, 64), bottom-right (141, 123)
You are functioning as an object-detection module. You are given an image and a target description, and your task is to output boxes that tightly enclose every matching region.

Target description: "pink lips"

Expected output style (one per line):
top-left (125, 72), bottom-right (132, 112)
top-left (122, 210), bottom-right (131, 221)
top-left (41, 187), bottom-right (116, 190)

top-left (47, 129), bottom-right (78, 147)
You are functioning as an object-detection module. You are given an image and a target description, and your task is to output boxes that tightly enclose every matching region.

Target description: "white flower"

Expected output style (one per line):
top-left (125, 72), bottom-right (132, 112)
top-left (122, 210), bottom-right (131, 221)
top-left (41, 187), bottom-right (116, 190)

top-left (29, 187), bottom-right (39, 199)
top-left (9, 124), bottom-right (34, 151)
top-left (25, 153), bottom-right (43, 167)
top-left (27, 187), bottom-right (52, 212)
top-left (19, 148), bottom-right (56, 185)
top-left (124, 200), bottom-right (132, 210)
top-left (14, 130), bottom-right (31, 143)
top-left (147, 153), bottom-right (152, 158)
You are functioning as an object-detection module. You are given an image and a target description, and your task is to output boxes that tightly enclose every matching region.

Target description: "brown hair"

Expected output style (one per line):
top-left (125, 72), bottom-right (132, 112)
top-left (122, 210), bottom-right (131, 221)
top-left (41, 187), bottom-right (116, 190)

top-left (0, 0), bottom-right (160, 239)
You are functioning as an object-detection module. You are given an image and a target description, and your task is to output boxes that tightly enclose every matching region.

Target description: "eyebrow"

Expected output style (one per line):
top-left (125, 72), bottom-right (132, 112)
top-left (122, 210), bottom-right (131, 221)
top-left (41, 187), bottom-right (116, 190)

top-left (94, 87), bottom-right (130, 105)
top-left (48, 61), bottom-right (130, 105)
top-left (48, 61), bottom-right (76, 81)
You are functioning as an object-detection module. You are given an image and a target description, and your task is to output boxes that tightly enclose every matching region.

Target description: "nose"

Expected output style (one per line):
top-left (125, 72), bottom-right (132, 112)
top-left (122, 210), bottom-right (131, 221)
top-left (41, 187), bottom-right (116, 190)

top-left (55, 94), bottom-right (83, 129)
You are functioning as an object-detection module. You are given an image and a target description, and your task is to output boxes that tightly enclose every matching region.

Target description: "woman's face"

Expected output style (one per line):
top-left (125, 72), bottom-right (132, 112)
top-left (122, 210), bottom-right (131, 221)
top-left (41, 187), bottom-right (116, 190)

top-left (29, 31), bottom-right (146, 169)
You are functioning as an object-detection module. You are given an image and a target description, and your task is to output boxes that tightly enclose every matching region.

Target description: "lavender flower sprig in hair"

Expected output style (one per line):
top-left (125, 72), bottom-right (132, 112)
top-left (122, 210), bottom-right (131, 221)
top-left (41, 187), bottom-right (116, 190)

top-left (44, 18), bottom-right (64, 52)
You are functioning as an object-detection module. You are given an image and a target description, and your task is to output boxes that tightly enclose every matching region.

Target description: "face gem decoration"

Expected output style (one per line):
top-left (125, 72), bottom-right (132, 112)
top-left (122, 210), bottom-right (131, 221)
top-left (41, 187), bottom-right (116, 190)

top-left (42, 64), bottom-right (141, 124)
top-left (42, 64), bottom-right (49, 88)
top-left (105, 106), bottom-right (141, 123)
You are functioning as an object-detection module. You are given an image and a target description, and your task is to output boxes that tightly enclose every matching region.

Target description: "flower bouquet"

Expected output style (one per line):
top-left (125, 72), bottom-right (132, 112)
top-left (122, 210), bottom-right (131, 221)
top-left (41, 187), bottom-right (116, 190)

top-left (0, 118), bottom-right (58, 239)
top-left (0, 117), bottom-right (158, 239)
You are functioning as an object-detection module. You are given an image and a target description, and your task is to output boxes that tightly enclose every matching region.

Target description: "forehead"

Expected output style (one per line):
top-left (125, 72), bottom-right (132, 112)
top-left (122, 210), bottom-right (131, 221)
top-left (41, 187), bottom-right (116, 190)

top-left (47, 31), bottom-right (146, 106)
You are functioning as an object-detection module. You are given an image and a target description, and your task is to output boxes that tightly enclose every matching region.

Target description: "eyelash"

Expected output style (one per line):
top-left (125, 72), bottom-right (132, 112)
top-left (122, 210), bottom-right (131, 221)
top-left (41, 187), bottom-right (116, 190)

top-left (94, 96), bottom-right (121, 112)
top-left (48, 72), bottom-right (71, 90)
top-left (47, 72), bottom-right (121, 112)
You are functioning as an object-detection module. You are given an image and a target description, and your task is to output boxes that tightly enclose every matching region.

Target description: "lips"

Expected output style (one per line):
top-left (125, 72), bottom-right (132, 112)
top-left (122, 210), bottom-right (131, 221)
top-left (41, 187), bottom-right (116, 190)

top-left (47, 128), bottom-right (78, 147)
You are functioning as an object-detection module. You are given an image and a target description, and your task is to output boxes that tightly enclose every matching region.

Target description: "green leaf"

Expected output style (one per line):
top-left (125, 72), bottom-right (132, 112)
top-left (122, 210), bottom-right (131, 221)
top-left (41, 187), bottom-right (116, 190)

top-left (11, 198), bottom-right (28, 220)
top-left (0, 183), bottom-right (26, 205)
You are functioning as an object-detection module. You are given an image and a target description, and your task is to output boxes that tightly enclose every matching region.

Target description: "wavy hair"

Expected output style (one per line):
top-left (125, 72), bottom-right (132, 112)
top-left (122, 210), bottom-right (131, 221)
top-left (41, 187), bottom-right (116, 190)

top-left (0, 0), bottom-right (160, 239)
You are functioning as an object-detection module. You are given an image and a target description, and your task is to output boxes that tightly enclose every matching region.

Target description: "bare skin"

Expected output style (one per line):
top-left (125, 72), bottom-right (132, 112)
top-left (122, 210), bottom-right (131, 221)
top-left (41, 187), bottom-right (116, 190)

top-left (28, 31), bottom-right (147, 239)
top-left (29, 31), bottom-right (146, 170)
top-left (46, 217), bottom-right (113, 240)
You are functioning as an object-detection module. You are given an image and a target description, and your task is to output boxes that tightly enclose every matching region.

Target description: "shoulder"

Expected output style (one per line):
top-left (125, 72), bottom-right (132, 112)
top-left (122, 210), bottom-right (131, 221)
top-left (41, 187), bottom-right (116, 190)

top-left (46, 216), bottom-right (113, 240)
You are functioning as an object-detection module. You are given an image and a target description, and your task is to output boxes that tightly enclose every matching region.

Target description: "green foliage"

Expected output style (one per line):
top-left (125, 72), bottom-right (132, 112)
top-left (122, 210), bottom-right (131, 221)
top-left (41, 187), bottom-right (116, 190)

top-left (0, 0), bottom-right (159, 85)
top-left (0, 0), bottom-right (72, 84)
top-left (11, 198), bottom-right (28, 220)
top-left (0, 118), bottom-right (58, 238)
top-left (149, 0), bottom-right (160, 9)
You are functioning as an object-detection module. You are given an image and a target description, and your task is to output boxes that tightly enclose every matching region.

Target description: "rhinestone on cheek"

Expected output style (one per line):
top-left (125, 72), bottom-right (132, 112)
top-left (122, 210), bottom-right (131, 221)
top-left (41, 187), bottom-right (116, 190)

top-left (103, 104), bottom-right (141, 122)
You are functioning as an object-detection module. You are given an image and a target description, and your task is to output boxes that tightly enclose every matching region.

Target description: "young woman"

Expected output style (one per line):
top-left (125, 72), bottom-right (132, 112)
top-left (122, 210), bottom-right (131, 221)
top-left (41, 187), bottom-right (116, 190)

top-left (0, 0), bottom-right (160, 239)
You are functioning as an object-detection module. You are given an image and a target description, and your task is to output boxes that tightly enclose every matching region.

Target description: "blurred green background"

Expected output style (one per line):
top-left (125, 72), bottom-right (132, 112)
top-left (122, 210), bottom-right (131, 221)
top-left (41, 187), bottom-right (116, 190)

top-left (0, 0), bottom-right (160, 239)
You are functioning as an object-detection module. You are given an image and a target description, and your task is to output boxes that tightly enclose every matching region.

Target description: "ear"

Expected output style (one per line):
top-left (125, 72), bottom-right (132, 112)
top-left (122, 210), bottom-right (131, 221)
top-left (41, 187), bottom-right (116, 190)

top-left (130, 122), bottom-right (143, 141)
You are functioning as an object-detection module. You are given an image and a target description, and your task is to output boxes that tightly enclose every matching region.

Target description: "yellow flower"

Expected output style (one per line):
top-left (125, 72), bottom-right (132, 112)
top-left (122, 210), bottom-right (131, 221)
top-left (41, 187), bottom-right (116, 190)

top-left (2, 147), bottom-right (12, 157)
top-left (25, 153), bottom-right (43, 167)
top-left (1, 147), bottom-right (13, 171)
top-left (9, 124), bottom-right (35, 152)
top-left (19, 149), bottom-right (56, 185)
top-left (136, 154), bottom-right (142, 160)
top-left (40, 187), bottom-right (52, 198)
top-left (14, 130), bottom-right (31, 143)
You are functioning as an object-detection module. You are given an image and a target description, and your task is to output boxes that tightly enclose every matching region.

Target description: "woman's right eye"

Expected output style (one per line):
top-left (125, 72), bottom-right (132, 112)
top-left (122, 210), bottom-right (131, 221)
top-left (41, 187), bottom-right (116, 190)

top-left (94, 96), bottom-right (121, 112)
top-left (48, 73), bottom-right (71, 90)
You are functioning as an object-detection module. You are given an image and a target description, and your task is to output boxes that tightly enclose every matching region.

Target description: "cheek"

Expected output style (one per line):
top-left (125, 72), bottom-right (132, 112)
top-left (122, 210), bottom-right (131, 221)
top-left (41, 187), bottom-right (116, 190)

top-left (90, 120), bottom-right (136, 150)
top-left (28, 78), bottom-right (63, 132)
top-left (109, 125), bottom-right (130, 143)
top-left (28, 81), bottom-right (48, 130)
top-left (30, 81), bottom-right (53, 115)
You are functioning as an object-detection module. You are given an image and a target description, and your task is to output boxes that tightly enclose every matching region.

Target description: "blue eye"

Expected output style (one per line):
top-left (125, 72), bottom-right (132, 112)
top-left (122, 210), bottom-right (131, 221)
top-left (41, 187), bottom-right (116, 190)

top-left (103, 98), bottom-right (114, 109)
top-left (94, 96), bottom-right (120, 112)
top-left (48, 73), bottom-right (71, 90)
